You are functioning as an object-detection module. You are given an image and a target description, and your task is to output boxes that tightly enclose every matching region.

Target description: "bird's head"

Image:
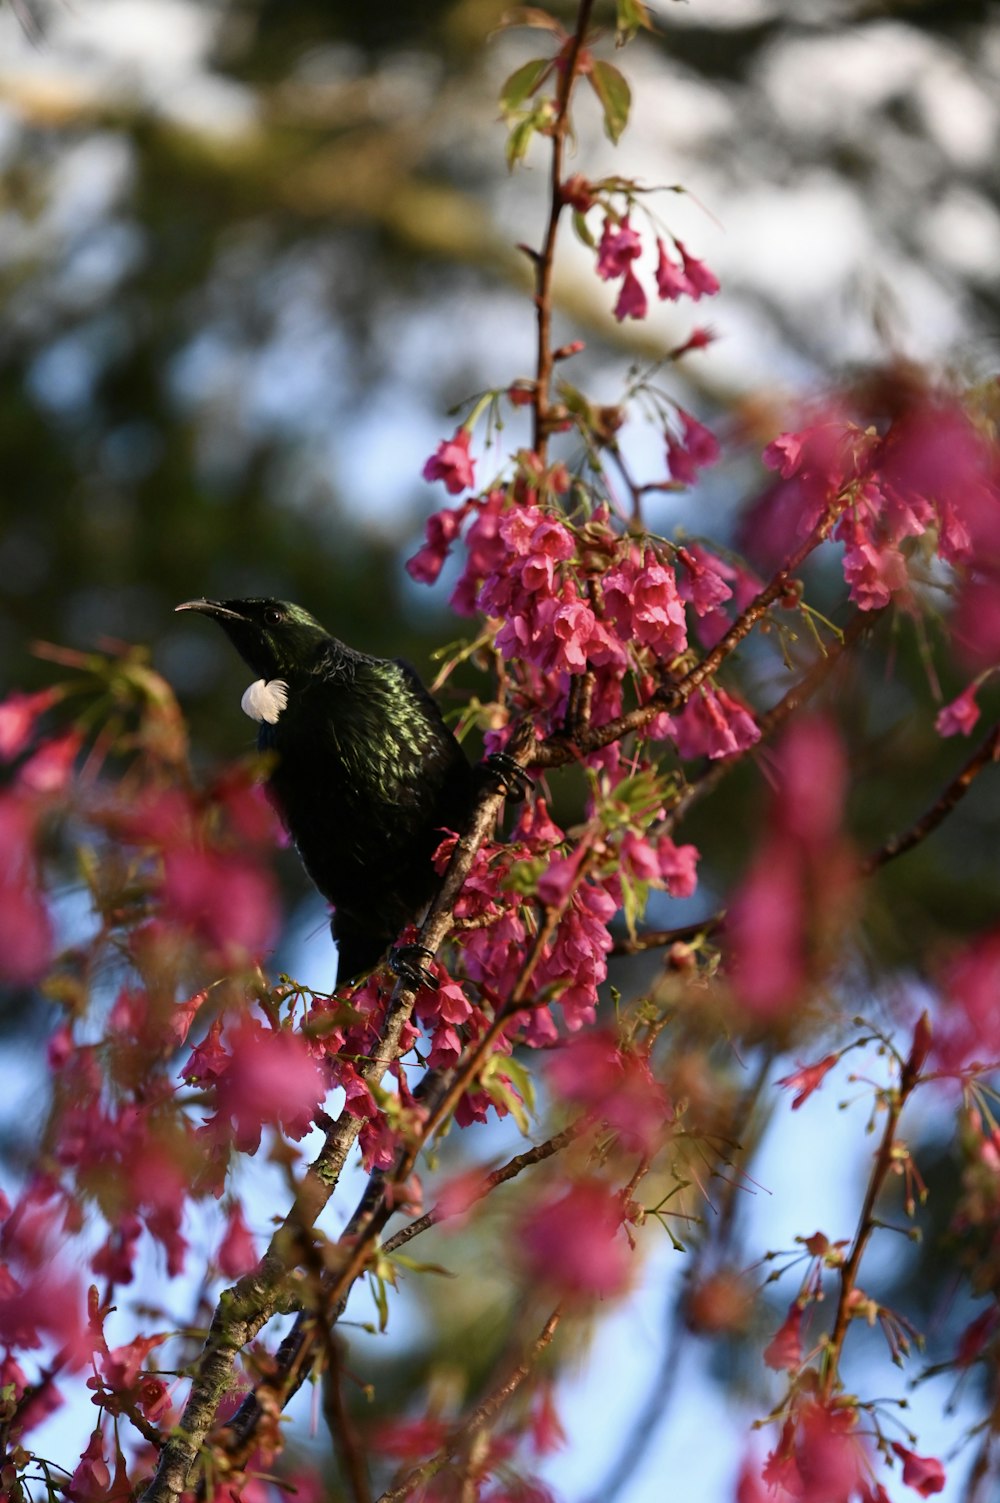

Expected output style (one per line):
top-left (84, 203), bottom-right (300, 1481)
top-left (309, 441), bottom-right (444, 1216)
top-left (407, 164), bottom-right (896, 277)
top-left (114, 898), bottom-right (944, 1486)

top-left (175, 597), bottom-right (333, 680)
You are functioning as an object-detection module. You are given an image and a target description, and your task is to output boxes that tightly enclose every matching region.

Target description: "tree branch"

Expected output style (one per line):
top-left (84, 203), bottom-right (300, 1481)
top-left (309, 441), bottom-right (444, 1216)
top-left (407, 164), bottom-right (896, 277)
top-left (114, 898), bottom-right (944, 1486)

top-left (861, 721), bottom-right (1000, 875)
top-left (374, 1307), bottom-right (563, 1503)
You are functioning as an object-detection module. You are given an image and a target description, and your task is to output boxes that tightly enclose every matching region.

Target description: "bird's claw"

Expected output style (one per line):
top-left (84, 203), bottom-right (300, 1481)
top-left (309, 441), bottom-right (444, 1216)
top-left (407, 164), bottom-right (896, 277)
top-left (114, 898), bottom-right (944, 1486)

top-left (390, 943), bottom-right (440, 991)
top-left (483, 751), bottom-right (532, 802)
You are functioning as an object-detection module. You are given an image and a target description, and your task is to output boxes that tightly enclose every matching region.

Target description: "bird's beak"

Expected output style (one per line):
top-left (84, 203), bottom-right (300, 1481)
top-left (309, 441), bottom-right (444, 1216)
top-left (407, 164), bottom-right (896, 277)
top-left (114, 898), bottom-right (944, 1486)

top-left (175, 599), bottom-right (246, 622)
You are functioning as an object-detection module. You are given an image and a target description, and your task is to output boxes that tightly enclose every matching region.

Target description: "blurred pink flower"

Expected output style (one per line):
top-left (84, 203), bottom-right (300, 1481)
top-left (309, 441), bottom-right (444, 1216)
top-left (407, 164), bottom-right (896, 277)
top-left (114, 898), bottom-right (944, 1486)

top-left (520, 1178), bottom-right (630, 1300)
top-left (423, 427), bottom-right (476, 494)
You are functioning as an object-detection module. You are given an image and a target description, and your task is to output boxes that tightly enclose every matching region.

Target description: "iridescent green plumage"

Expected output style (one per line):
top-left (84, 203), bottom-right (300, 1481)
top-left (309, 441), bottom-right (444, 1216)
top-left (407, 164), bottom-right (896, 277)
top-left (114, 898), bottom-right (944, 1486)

top-left (176, 597), bottom-right (476, 982)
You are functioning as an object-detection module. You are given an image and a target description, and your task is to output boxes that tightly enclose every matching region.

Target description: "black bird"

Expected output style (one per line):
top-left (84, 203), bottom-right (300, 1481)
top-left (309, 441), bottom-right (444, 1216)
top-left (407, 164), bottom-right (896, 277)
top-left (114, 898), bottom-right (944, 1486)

top-left (176, 598), bottom-right (523, 985)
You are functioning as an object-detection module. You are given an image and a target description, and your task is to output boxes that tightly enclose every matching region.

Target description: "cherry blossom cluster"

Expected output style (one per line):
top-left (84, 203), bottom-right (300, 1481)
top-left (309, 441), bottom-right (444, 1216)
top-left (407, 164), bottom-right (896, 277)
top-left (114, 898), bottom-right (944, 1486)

top-left (560, 176), bottom-right (719, 327)
top-left (410, 486), bottom-right (761, 769)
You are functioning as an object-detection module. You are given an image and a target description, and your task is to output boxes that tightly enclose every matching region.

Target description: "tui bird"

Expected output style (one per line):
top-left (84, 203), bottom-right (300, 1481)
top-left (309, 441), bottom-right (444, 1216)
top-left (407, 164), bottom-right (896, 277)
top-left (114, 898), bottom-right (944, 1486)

top-left (176, 597), bottom-right (524, 985)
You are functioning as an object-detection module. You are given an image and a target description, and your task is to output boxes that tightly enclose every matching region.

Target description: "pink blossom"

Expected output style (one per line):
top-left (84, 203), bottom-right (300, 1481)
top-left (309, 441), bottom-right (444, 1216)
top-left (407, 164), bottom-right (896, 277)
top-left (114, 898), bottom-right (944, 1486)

top-left (671, 685), bottom-right (759, 761)
top-left (794, 1403), bottom-right (868, 1501)
top-left (161, 846), bottom-right (278, 962)
top-left (776, 1054), bottom-right (838, 1110)
top-left (839, 529), bottom-right (909, 610)
top-left (735, 1451), bottom-right (794, 1503)
top-left (540, 591), bottom-right (599, 673)
top-left (406, 504), bottom-right (467, 585)
top-left (675, 544), bottom-right (734, 615)
top-left (422, 426), bottom-right (476, 495)
top-left (674, 238), bottom-right (720, 298)
top-left (726, 844), bottom-right (805, 1017)
top-left (514, 796), bottom-right (564, 848)
top-left (359, 1114), bottom-right (399, 1172)
top-left (762, 418), bottom-right (869, 492)
top-left (656, 835), bottom-right (699, 898)
top-left (955, 1306), bottom-right (1000, 1367)
top-left (952, 571), bottom-right (1000, 670)
top-left (620, 829), bottom-right (660, 882)
top-left (538, 851), bottom-right (585, 907)
top-left (596, 215), bottom-right (642, 280)
top-left (0, 880), bottom-right (52, 984)
top-left (217, 1019), bottom-right (328, 1151)
top-left (763, 1303), bottom-right (803, 1371)
top-left (216, 1203), bottom-right (258, 1278)
top-left (603, 554), bottom-right (688, 661)
top-left (891, 1443), bottom-right (946, 1497)
top-left (936, 684), bottom-right (981, 738)
top-left (613, 267), bottom-right (648, 322)
top-left (666, 410), bottom-right (721, 485)
top-left (433, 1169), bottom-right (489, 1228)
top-left (68, 1429), bottom-right (111, 1502)
top-left (100, 1333), bottom-right (166, 1394)
top-left (451, 490), bottom-right (508, 616)
top-left (91, 1214), bottom-right (142, 1286)
top-left (520, 1178), bottom-right (630, 1299)
top-left (530, 1385), bottom-right (567, 1457)
top-left (0, 687), bottom-right (58, 759)
top-left (654, 238), bottom-right (689, 301)
top-left (547, 1031), bottom-right (668, 1153)
top-left (880, 399), bottom-right (992, 552)
top-left (535, 881), bottom-right (615, 1032)
top-left (376, 1416), bottom-right (448, 1461)
top-left (938, 928), bottom-right (1000, 1069)
top-left (776, 716), bottom-right (845, 847)
top-left (19, 728), bottom-right (82, 792)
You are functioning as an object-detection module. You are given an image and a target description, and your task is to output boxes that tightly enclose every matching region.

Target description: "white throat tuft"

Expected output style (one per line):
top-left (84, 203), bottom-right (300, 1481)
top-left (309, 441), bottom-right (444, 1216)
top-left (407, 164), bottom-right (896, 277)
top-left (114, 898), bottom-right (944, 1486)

top-left (241, 678), bottom-right (289, 725)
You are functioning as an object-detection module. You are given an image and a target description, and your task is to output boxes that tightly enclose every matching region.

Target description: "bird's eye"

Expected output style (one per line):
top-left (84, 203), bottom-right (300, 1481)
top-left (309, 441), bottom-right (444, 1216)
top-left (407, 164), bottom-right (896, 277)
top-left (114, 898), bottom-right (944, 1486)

top-left (264, 608), bottom-right (284, 626)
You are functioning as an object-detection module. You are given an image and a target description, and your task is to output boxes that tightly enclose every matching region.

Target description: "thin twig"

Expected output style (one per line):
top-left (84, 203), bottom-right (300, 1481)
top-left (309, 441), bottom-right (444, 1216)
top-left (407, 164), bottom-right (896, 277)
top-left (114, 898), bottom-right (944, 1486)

top-left (382, 1125), bottom-right (580, 1256)
top-left (819, 1047), bottom-right (923, 1404)
top-left (611, 915), bottom-right (723, 957)
top-left (374, 1307), bottom-right (564, 1503)
top-left (861, 722), bottom-right (1000, 874)
top-left (323, 1341), bottom-right (374, 1503)
top-left (533, 0), bottom-right (596, 459)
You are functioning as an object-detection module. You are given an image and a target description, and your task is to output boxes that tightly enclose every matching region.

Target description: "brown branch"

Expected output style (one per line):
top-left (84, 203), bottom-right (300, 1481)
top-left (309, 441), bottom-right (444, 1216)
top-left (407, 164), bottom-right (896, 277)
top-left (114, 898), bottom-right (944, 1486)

top-left (861, 721), bottom-right (1000, 875)
top-left (323, 1340), bottom-right (374, 1503)
top-left (138, 731), bottom-right (535, 1503)
top-left (819, 1048), bottom-right (923, 1405)
top-left (533, 0), bottom-right (596, 460)
top-left (382, 1125), bottom-right (580, 1256)
top-left (611, 914), bottom-right (723, 957)
top-left (374, 1307), bottom-right (564, 1503)
top-left (189, 731), bottom-right (547, 1479)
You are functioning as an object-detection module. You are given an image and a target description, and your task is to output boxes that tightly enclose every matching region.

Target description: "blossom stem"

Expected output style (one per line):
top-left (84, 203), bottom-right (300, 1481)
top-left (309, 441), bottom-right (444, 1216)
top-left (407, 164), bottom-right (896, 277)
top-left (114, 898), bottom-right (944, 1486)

top-left (381, 1125), bottom-right (580, 1256)
top-left (819, 1066), bottom-right (918, 1404)
top-left (533, 0), bottom-right (596, 460)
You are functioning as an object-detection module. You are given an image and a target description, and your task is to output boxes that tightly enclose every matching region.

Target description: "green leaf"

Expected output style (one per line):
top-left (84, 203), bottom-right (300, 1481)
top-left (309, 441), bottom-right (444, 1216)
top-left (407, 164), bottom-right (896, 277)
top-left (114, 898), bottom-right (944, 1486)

top-left (589, 59), bottom-right (631, 145)
top-left (500, 57), bottom-right (552, 116)
top-left (390, 1253), bottom-right (457, 1277)
top-left (506, 115), bottom-right (538, 170)
top-left (616, 0), bottom-right (653, 45)
top-left (482, 1055), bottom-right (534, 1136)
top-left (572, 208), bottom-right (596, 249)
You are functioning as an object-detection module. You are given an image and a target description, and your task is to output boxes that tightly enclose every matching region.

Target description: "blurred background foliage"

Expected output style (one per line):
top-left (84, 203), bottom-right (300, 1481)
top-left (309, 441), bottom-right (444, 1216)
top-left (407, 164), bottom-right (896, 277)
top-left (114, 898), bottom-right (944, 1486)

top-left (2, 1), bottom-right (1000, 1497)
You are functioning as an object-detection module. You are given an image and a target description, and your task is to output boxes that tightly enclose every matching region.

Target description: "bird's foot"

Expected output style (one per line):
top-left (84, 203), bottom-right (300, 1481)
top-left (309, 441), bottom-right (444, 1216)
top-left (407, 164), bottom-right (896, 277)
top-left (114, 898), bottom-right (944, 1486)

top-left (390, 943), bottom-right (440, 991)
top-left (482, 751), bottom-right (532, 802)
